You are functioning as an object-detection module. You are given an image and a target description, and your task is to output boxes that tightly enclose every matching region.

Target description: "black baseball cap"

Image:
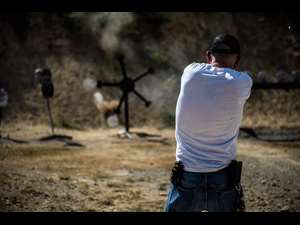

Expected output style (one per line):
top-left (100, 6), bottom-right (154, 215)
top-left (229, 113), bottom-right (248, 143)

top-left (208, 34), bottom-right (241, 54)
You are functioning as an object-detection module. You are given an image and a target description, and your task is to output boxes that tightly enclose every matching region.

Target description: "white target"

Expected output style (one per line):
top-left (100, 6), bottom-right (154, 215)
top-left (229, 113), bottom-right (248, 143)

top-left (107, 114), bottom-right (119, 128)
top-left (93, 92), bottom-right (104, 105)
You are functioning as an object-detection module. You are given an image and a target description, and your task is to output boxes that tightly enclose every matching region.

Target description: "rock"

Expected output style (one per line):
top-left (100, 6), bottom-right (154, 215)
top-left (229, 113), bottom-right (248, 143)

top-left (60, 176), bottom-right (71, 181)
top-left (260, 201), bottom-right (268, 207)
top-left (249, 198), bottom-right (255, 202)
top-left (280, 206), bottom-right (290, 212)
top-left (258, 196), bottom-right (264, 200)
top-left (271, 182), bottom-right (278, 187)
top-left (260, 179), bottom-right (267, 185)
top-left (276, 194), bottom-right (284, 198)
top-left (158, 183), bottom-right (167, 191)
top-left (102, 200), bottom-right (113, 206)
top-left (48, 174), bottom-right (60, 182)
top-left (11, 197), bottom-right (20, 204)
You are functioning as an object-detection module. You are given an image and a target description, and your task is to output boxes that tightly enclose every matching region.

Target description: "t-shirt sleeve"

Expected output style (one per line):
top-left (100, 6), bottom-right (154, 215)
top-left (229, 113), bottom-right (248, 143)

top-left (181, 63), bottom-right (205, 83)
top-left (237, 71), bottom-right (253, 99)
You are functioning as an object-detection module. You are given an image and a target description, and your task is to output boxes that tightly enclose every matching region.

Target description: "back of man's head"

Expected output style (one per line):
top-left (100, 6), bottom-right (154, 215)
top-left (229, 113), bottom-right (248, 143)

top-left (207, 34), bottom-right (241, 69)
top-left (209, 34), bottom-right (241, 55)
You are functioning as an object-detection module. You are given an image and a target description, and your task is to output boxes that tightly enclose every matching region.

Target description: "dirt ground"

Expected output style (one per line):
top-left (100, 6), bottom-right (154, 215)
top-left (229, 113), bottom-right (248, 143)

top-left (0, 125), bottom-right (300, 212)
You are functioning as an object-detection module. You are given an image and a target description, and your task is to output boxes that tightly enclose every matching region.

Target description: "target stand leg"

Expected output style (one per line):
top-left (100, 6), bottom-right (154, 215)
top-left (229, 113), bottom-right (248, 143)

top-left (40, 99), bottom-right (72, 142)
top-left (37, 99), bottom-right (84, 147)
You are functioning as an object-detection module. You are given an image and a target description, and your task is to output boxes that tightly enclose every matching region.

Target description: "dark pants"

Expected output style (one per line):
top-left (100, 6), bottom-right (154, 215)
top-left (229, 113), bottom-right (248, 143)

top-left (165, 169), bottom-right (237, 212)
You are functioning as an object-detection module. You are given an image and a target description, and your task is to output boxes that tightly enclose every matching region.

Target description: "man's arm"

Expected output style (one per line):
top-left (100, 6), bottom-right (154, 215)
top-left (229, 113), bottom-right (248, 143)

top-left (238, 72), bottom-right (253, 99)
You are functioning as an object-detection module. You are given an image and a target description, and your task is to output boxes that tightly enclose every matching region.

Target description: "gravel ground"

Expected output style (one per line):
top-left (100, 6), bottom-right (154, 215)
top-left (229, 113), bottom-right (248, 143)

top-left (0, 126), bottom-right (299, 212)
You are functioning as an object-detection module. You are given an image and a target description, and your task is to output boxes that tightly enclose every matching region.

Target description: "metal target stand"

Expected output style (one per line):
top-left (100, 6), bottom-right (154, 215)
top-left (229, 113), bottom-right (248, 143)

top-left (34, 68), bottom-right (84, 147)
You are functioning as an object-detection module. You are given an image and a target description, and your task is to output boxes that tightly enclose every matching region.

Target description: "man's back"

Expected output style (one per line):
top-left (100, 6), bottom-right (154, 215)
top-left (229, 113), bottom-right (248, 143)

top-left (176, 63), bottom-right (253, 173)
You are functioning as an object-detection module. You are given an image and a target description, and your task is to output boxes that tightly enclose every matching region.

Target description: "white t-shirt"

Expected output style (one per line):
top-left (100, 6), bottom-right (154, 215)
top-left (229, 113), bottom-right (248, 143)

top-left (175, 63), bottom-right (253, 173)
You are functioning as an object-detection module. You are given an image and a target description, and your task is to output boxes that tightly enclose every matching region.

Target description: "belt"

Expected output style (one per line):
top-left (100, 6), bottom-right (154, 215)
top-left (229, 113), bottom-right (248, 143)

top-left (183, 165), bottom-right (230, 176)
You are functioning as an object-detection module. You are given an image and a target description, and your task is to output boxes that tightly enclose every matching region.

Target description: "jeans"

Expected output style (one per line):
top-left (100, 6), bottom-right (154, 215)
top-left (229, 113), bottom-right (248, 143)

top-left (165, 169), bottom-right (237, 212)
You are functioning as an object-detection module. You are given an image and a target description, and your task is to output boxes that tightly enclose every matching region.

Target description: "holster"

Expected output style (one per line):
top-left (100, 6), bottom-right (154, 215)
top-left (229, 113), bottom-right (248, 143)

top-left (170, 161), bottom-right (184, 186)
top-left (225, 160), bottom-right (246, 212)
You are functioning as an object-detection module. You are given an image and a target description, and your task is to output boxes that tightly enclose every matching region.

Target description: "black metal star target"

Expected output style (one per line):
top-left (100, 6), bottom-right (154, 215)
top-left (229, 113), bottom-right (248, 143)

top-left (97, 54), bottom-right (154, 133)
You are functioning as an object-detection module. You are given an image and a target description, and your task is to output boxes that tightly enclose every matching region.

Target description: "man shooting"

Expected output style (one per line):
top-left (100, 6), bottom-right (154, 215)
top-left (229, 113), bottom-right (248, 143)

top-left (165, 34), bottom-right (253, 212)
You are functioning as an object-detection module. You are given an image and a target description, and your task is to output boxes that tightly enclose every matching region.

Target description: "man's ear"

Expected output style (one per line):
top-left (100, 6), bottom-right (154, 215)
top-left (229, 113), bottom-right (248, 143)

top-left (234, 55), bottom-right (241, 69)
top-left (206, 51), bottom-right (212, 64)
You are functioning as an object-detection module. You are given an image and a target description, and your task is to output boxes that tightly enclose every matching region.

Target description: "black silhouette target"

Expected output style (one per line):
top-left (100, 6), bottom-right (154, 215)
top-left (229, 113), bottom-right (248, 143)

top-left (34, 68), bottom-right (55, 135)
top-left (97, 55), bottom-right (154, 133)
top-left (34, 68), bottom-right (84, 147)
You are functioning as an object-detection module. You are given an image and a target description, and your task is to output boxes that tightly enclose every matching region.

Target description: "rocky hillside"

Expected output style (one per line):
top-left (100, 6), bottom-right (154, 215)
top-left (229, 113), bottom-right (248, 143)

top-left (1, 12), bottom-right (300, 129)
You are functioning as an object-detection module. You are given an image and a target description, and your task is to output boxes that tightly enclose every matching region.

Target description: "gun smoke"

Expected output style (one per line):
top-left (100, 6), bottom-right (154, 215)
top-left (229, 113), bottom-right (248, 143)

top-left (83, 78), bottom-right (98, 92)
top-left (85, 12), bottom-right (135, 56)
